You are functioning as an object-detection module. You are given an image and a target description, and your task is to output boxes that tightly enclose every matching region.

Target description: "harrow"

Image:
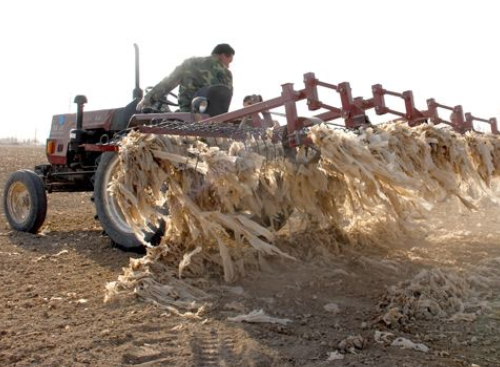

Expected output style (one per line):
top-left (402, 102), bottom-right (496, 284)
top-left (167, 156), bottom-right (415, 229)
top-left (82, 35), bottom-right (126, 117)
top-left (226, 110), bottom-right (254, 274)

top-left (120, 71), bottom-right (499, 156)
top-left (3, 44), bottom-right (498, 249)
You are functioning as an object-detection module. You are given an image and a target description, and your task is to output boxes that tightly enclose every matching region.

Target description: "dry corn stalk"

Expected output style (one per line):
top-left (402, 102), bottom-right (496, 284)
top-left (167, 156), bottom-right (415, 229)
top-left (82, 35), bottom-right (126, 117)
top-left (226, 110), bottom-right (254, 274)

top-left (105, 121), bottom-right (500, 309)
top-left (376, 268), bottom-right (476, 328)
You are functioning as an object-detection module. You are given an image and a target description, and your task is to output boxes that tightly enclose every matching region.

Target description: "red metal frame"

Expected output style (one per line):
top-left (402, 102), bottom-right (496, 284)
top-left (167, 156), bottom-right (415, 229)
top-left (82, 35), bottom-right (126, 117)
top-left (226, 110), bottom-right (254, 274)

top-left (200, 73), bottom-right (498, 138)
top-left (372, 85), bottom-right (428, 126)
top-left (128, 73), bottom-right (499, 148)
top-left (81, 144), bottom-right (118, 152)
top-left (465, 114), bottom-right (499, 135)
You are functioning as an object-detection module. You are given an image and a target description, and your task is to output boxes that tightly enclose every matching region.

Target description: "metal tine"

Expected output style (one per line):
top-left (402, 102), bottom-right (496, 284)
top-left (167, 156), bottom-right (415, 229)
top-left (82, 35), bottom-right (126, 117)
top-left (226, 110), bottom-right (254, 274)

top-left (262, 135), bottom-right (269, 162)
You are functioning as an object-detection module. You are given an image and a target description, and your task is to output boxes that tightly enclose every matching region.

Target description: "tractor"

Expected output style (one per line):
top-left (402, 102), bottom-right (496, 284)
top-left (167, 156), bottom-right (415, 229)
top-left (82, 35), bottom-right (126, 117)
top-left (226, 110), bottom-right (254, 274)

top-left (2, 44), bottom-right (240, 249)
top-left (4, 45), bottom-right (498, 249)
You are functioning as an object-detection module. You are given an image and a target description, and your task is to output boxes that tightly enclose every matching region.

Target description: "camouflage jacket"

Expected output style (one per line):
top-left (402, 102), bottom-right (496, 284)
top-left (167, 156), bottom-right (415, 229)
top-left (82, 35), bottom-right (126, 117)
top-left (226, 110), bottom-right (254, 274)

top-left (146, 55), bottom-right (233, 111)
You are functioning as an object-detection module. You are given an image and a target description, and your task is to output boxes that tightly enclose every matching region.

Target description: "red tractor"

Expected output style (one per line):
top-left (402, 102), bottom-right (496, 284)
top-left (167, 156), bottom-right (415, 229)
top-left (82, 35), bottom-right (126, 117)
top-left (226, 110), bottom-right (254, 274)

top-left (2, 45), bottom-right (235, 249)
top-left (4, 45), bottom-right (497, 249)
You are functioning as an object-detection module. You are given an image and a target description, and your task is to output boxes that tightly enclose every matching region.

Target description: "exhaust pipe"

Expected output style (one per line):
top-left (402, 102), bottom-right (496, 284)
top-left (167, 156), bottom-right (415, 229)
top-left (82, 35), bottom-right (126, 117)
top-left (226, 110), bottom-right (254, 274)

top-left (69, 94), bottom-right (89, 152)
top-left (133, 43), bottom-right (143, 100)
top-left (74, 95), bottom-right (88, 131)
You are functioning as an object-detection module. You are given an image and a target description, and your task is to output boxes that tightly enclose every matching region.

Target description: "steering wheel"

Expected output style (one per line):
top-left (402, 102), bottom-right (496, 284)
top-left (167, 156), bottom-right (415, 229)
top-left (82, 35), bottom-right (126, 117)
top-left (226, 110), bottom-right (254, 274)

top-left (142, 91), bottom-right (179, 113)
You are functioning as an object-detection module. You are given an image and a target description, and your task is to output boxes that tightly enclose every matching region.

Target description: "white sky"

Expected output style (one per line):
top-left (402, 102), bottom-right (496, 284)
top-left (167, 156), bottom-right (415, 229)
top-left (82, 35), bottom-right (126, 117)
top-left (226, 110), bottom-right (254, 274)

top-left (1, 0), bottom-right (499, 140)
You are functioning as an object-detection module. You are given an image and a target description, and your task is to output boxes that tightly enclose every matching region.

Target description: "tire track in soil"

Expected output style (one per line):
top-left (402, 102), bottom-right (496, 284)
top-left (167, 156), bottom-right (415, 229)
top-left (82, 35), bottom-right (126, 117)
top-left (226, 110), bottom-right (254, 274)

top-left (121, 330), bottom-right (178, 366)
top-left (186, 324), bottom-right (239, 367)
top-left (120, 323), bottom-right (242, 367)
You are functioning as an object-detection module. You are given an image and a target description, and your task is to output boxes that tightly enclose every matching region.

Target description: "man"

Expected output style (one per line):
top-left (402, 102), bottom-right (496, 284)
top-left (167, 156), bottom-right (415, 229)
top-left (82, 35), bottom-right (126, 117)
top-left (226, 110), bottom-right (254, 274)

top-left (137, 44), bottom-right (235, 112)
top-left (243, 94), bottom-right (263, 107)
top-left (239, 94), bottom-right (280, 130)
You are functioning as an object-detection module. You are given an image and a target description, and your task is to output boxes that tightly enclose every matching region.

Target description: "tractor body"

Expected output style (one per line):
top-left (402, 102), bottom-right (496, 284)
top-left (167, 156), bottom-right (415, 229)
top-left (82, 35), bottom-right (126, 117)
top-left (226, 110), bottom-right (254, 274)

top-left (39, 101), bottom-right (137, 193)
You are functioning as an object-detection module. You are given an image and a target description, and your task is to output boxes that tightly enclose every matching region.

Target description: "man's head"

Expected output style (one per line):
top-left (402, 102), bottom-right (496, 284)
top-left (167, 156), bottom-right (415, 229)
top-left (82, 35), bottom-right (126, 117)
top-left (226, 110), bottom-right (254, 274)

top-left (212, 43), bottom-right (235, 68)
top-left (243, 94), bottom-right (263, 107)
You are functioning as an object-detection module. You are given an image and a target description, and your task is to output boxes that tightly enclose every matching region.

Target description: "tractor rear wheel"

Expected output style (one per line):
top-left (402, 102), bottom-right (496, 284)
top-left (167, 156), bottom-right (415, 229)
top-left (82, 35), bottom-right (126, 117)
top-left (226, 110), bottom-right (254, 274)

top-left (3, 169), bottom-right (47, 233)
top-left (94, 152), bottom-right (142, 249)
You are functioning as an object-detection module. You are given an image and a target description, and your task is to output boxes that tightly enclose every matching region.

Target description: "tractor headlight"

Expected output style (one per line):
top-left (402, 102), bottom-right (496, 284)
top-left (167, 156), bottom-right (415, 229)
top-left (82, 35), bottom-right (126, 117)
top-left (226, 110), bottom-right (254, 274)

top-left (69, 129), bottom-right (77, 140)
top-left (191, 97), bottom-right (209, 114)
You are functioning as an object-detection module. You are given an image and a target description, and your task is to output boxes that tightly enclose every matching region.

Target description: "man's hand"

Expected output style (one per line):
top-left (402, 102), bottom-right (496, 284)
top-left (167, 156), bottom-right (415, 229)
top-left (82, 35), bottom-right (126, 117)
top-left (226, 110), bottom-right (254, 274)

top-left (136, 97), bottom-right (152, 112)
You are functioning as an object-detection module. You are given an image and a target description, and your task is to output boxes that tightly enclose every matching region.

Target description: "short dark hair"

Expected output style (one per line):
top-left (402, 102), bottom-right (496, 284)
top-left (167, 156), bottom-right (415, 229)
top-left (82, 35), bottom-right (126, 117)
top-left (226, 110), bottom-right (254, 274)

top-left (212, 44), bottom-right (235, 57)
top-left (243, 94), bottom-right (263, 104)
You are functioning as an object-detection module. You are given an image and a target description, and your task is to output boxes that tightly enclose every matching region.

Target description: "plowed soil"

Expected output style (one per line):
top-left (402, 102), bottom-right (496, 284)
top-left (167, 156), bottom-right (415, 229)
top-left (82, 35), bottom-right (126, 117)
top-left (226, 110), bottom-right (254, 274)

top-left (1, 145), bottom-right (500, 367)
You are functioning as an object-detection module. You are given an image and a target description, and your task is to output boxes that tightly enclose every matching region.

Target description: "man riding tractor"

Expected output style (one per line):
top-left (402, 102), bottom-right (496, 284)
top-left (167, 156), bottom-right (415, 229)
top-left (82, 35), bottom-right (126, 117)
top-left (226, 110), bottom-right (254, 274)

top-left (137, 43), bottom-right (235, 117)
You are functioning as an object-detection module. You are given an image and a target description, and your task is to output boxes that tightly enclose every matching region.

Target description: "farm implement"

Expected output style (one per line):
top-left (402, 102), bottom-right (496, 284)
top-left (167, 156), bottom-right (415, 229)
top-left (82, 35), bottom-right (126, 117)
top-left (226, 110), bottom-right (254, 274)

top-left (3, 44), bottom-right (498, 249)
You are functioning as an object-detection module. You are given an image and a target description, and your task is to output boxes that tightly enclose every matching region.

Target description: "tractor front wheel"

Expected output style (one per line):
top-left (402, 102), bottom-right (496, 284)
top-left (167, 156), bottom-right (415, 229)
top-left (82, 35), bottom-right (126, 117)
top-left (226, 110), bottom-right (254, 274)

top-left (3, 169), bottom-right (47, 233)
top-left (94, 152), bottom-right (142, 249)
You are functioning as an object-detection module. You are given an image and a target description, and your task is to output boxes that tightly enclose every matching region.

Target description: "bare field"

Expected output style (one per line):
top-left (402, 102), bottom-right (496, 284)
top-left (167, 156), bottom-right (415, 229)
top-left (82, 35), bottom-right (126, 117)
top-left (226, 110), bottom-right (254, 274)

top-left (1, 145), bottom-right (500, 367)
